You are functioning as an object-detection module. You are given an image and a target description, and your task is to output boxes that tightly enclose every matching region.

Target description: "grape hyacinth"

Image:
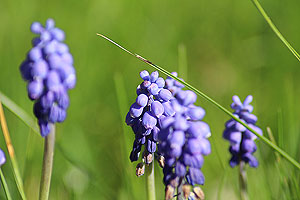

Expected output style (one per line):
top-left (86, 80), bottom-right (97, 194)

top-left (20, 19), bottom-right (76, 137)
top-left (125, 70), bottom-right (174, 172)
top-left (158, 89), bottom-right (211, 199)
top-left (0, 148), bottom-right (6, 166)
top-left (223, 95), bottom-right (262, 168)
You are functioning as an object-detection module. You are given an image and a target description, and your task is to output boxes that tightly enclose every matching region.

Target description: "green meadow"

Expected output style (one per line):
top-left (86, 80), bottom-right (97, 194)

top-left (0, 0), bottom-right (300, 199)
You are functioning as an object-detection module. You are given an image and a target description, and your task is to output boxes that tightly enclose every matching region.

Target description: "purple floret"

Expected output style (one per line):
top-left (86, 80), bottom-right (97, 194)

top-left (0, 148), bottom-right (6, 166)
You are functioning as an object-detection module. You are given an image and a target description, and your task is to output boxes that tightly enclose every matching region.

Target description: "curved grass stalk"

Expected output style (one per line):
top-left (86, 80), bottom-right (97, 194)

top-left (0, 101), bottom-right (27, 200)
top-left (250, 0), bottom-right (300, 62)
top-left (96, 34), bottom-right (300, 170)
top-left (0, 91), bottom-right (39, 134)
top-left (0, 168), bottom-right (12, 200)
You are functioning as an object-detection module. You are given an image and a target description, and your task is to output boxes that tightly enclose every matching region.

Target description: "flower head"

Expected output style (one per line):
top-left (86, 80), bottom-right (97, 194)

top-left (223, 95), bottom-right (262, 167)
top-left (158, 89), bottom-right (211, 197)
top-left (126, 70), bottom-right (174, 164)
top-left (20, 19), bottom-right (76, 137)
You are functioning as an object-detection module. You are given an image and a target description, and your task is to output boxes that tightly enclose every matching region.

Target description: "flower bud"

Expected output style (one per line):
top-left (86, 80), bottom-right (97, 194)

top-left (136, 162), bottom-right (145, 177)
top-left (165, 185), bottom-right (175, 200)
top-left (143, 152), bottom-right (153, 164)
top-left (157, 155), bottom-right (165, 168)
top-left (182, 184), bottom-right (191, 199)
top-left (193, 187), bottom-right (205, 200)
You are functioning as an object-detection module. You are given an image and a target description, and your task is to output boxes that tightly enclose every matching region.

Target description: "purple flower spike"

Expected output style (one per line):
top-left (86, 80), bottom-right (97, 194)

top-left (158, 86), bottom-right (211, 190)
top-left (223, 95), bottom-right (262, 168)
top-left (20, 18), bottom-right (76, 137)
top-left (126, 70), bottom-right (174, 166)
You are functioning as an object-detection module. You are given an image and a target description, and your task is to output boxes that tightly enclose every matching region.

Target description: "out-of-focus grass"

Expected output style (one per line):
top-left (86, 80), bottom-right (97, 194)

top-left (1, 0), bottom-right (300, 199)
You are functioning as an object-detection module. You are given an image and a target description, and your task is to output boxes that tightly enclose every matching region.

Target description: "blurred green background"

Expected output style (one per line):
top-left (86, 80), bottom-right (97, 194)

top-left (0, 0), bottom-right (300, 199)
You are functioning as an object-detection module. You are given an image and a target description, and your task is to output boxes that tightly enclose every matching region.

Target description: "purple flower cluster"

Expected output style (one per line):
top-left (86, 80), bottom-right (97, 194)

top-left (0, 148), bottom-right (6, 166)
top-left (158, 89), bottom-right (211, 188)
top-left (20, 19), bottom-right (76, 137)
top-left (126, 70), bottom-right (174, 163)
top-left (223, 95), bottom-right (262, 167)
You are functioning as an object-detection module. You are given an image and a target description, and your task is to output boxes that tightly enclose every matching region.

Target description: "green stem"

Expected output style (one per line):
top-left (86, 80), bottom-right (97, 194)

top-left (239, 162), bottom-right (248, 200)
top-left (250, 0), bottom-right (300, 62)
top-left (96, 34), bottom-right (300, 170)
top-left (39, 125), bottom-right (55, 200)
top-left (0, 168), bottom-right (12, 200)
top-left (0, 101), bottom-right (27, 200)
top-left (176, 178), bottom-right (183, 200)
top-left (145, 161), bottom-right (156, 200)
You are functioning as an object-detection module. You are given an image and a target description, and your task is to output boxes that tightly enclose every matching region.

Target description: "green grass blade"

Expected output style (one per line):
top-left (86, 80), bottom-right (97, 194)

top-left (250, 0), bottom-right (300, 62)
top-left (216, 171), bottom-right (227, 200)
top-left (97, 34), bottom-right (300, 170)
top-left (0, 92), bottom-right (94, 193)
top-left (0, 168), bottom-right (13, 200)
top-left (266, 127), bottom-right (281, 162)
top-left (114, 72), bottom-right (137, 199)
top-left (0, 91), bottom-right (39, 134)
top-left (0, 102), bottom-right (27, 200)
top-left (178, 44), bottom-right (188, 80)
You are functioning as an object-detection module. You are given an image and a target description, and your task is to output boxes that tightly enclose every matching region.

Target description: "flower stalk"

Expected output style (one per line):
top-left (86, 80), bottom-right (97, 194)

top-left (0, 168), bottom-right (12, 200)
top-left (0, 101), bottom-right (27, 200)
top-left (145, 161), bottom-right (156, 200)
top-left (39, 124), bottom-right (55, 200)
top-left (239, 162), bottom-right (248, 200)
top-left (176, 179), bottom-right (183, 200)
